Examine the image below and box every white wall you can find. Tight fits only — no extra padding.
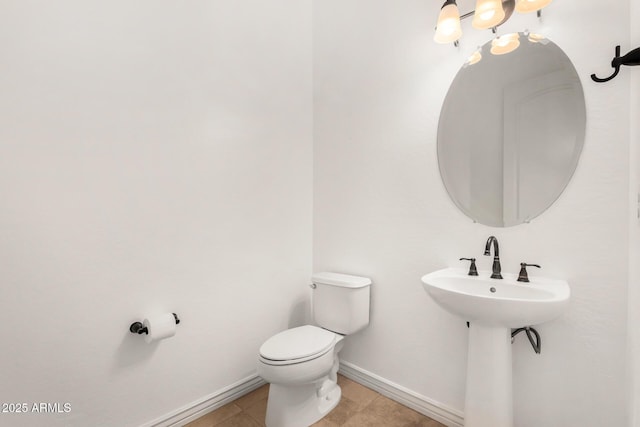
[2,1,637,426]
[313,0,630,425]
[0,2,312,426]
[628,0,640,423]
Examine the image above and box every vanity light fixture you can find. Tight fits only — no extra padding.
[527,32,548,44]
[515,0,552,14]
[472,0,505,30]
[434,0,463,44]
[465,31,540,66]
[465,48,483,65]
[490,32,521,55]
[434,0,551,46]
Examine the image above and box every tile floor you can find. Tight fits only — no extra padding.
[185,374,446,427]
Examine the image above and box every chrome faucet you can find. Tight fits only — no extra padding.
[484,236,503,279]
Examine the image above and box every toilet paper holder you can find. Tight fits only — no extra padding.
[129,313,180,335]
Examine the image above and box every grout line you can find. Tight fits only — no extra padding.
[339,361,464,427]
[179,370,459,427]
[143,375,266,427]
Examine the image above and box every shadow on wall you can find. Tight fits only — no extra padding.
[110,329,160,374]
[288,298,310,329]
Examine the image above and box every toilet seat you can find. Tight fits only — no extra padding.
[259,325,337,366]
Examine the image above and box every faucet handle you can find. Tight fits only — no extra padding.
[517,263,541,283]
[459,258,479,276]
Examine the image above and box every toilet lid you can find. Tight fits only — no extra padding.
[259,325,336,361]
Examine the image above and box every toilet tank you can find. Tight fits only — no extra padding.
[311,272,371,335]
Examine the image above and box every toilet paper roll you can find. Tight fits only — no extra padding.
[142,313,177,343]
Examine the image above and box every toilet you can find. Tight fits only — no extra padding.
[257,272,371,427]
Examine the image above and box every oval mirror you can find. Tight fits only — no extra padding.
[437,32,586,227]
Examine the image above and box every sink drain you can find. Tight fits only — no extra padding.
[490,287,496,293]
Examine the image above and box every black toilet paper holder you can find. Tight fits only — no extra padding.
[129,313,180,335]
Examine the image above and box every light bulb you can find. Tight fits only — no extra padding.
[472,0,506,30]
[466,49,483,66]
[527,33,546,43]
[490,33,521,55]
[434,0,462,44]
[515,0,552,14]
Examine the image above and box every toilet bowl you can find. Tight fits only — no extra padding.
[256,272,371,427]
[257,325,345,427]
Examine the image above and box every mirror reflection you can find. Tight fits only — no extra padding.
[437,32,586,227]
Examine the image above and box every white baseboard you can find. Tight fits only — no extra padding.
[141,374,266,427]
[339,361,464,427]
[142,363,463,427]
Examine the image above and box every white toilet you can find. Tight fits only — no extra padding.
[257,272,371,427]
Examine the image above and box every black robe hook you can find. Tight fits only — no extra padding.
[591,45,640,83]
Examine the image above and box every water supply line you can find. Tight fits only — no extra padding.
[511,326,541,354]
[465,322,542,354]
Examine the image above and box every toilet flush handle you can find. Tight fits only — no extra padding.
[309,283,317,289]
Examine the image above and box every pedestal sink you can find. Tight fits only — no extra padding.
[421,268,570,427]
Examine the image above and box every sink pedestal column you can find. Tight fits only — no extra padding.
[464,324,513,427]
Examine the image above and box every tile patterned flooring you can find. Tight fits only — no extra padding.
[185,374,446,427]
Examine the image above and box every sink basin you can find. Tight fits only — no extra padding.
[421,268,570,328]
